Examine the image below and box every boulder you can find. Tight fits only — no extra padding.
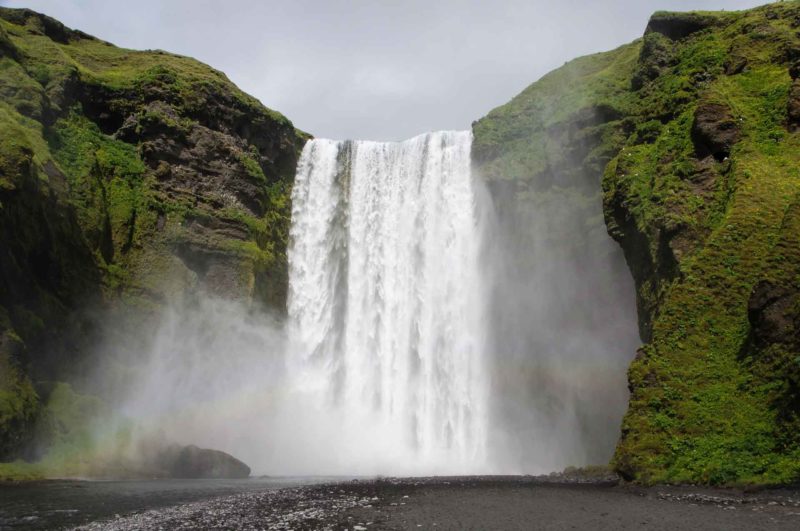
[632,32,674,89]
[691,102,740,161]
[158,444,251,479]
[724,54,748,75]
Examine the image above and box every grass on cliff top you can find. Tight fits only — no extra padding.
[1,7,294,292]
[609,1,800,485]
[473,41,640,182]
[0,9,293,128]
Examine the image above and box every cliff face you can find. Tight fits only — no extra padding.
[604,3,800,485]
[474,1,800,484]
[0,8,306,458]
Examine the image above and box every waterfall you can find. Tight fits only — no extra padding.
[119,128,637,476]
[287,130,488,473]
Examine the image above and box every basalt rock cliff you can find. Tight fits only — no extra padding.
[473,2,800,484]
[0,7,306,462]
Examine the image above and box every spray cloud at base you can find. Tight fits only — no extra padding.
[111,129,639,476]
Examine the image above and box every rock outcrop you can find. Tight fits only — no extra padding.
[158,444,251,479]
[644,12,717,41]
[603,3,800,485]
[788,54,800,131]
[0,7,306,460]
[748,281,800,348]
[690,102,740,161]
[472,41,642,466]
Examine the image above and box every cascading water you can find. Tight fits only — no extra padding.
[121,128,637,477]
[287,130,489,473]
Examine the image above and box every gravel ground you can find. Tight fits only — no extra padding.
[66,476,800,530]
[71,485,371,530]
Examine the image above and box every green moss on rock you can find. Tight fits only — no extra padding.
[475,0,800,485]
[0,6,307,463]
[0,325,38,458]
[604,1,800,485]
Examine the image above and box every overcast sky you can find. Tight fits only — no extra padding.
[3,0,767,140]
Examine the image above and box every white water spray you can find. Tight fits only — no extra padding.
[287,131,489,473]
[116,129,638,477]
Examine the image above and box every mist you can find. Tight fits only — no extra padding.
[482,180,640,472]
[112,296,454,476]
[80,126,641,477]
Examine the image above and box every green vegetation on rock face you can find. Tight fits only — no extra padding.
[47,111,149,268]
[606,2,800,485]
[0,6,307,465]
[0,318,38,459]
[473,41,640,187]
[474,1,800,485]
[472,40,642,310]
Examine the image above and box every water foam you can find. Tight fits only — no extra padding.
[288,131,489,473]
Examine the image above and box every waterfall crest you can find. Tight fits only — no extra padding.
[288,131,489,472]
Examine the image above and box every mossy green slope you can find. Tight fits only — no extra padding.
[0,7,307,462]
[474,1,800,484]
[605,2,800,485]
[471,39,641,306]
[473,41,640,187]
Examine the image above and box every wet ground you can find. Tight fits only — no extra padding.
[0,477,330,529]
[2,476,800,530]
[329,477,800,530]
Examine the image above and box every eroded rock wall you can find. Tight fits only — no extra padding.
[0,7,307,458]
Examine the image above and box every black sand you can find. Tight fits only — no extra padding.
[330,477,800,530]
[3,476,800,530]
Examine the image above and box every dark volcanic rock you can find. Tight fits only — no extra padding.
[632,32,675,89]
[788,80,800,131]
[159,444,251,479]
[789,53,800,131]
[789,60,800,80]
[691,102,740,161]
[748,280,800,348]
[724,54,748,75]
[645,12,717,41]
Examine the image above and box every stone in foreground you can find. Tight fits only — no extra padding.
[158,444,250,479]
